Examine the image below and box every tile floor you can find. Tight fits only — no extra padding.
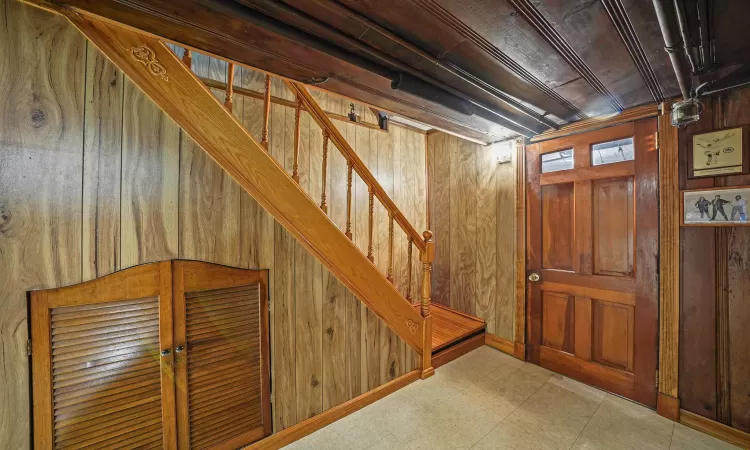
[283,346,740,450]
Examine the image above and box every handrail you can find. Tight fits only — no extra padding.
[285,81,427,254]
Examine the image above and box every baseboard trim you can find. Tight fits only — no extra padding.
[246,369,421,449]
[513,341,526,360]
[485,333,514,355]
[679,410,750,449]
[433,332,485,369]
[656,393,679,421]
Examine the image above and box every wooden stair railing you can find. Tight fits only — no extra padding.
[52,6,435,378]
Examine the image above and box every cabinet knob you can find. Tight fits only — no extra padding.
[528,273,540,282]
[175,345,185,354]
[160,349,171,357]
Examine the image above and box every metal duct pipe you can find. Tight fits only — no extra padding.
[652,0,692,98]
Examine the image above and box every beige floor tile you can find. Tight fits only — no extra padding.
[367,433,405,449]
[505,380,603,449]
[570,394,674,450]
[283,346,738,450]
[669,423,741,450]
[472,421,561,450]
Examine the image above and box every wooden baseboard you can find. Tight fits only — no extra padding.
[656,393,680,421]
[432,332,485,369]
[485,333,514,355]
[680,410,750,449]
[247,370,421,449]
[513,341,526,360]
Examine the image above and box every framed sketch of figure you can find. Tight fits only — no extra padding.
[682,186,750,226]
[687,126,748,179]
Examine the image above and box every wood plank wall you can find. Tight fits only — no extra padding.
[679,85,750,434]
[0,1,425,445]
[427,132,516,340]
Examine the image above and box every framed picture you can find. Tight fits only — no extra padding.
[687,125,749,179]
[682,186,750,226]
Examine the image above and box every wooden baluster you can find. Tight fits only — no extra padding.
[420,230,434,318]
[292,97,301,183]
[182,49,192,68]
[420,230,435,380]
[406,237,413,302]
[387,214,394,284]
[261,74,271,151]
[367,189,374,262]
[345,160,353,239]
[224,62,235,113]
[320,130,329,213]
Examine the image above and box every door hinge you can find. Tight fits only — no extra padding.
[27,339,32,356]
[655,370,659,389]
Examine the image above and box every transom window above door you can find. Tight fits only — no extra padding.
[541,149,574,173]
[592,137,635,166]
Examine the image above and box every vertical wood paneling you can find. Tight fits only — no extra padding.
[428,132,517,339]
[82,44,122,281]
[476,145,497,332]
[496,142,516,340]
[429,133,452,307]
[0,0,85,445]
[295,108,323,420]
[342,123,364,399]
[452,138,478,314]
[120,81,179,268]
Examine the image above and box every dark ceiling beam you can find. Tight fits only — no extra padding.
[299,0,559,129]
[600,0,665,102]
[238,0,548,135]
[411,0,587,120]
[507,0,625,112]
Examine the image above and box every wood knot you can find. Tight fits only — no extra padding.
[31,108,45,128]
[0,204,10,234]
[310,376,320,387]
[329,295,336,304]
[326,327,334,338]
[389,361,396,378]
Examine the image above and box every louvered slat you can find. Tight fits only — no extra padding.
[50,297,163,449]
[185,284,262,449]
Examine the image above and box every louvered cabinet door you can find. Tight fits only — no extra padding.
[173,262,271,450]
[30,262,178,449]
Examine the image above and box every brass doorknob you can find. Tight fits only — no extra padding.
[175,345,185,354]
[528,273,540,282]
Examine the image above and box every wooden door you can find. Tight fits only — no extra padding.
[526,120,659,407]
[173,261,271,449]
[30,261,177,449]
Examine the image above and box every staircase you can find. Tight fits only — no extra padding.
[63,9,436,377]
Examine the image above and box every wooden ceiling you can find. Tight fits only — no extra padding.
[35,0,747,143]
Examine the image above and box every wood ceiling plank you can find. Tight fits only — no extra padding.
[518,0,652,109]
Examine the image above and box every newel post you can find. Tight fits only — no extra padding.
[420,230,435,379]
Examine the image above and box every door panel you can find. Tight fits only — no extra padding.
[30,261,176,449]
[541,292,575,353]
[591,299,634,371]
[173,261,271,450]
[541,183,575,270]
[527,120,659,408]
[592,178,634,276]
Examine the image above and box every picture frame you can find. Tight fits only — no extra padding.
[682,185,750,226]
[687,125,749,179]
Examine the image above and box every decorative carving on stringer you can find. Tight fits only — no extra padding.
[406,319,418,334]
[130,45,169,81]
